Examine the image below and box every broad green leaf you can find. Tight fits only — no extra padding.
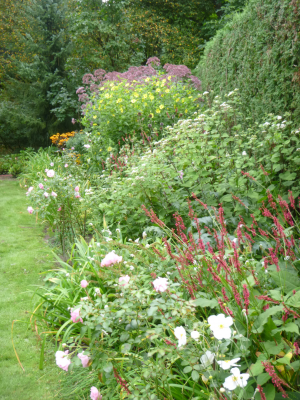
[193,298,218,308]
[272,322,299,335]
[268,270,300,293]
[183,366,193,373]
[279,171,296,181]
[191,370,200,381]
[257,373,271,386]
[262,340,284,355]
[254,384,275,400]
[252,306,284,333]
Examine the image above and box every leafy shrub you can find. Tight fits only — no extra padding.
[196,0,300,123]
[32,190,300,399]
[0,150,34,176]
[85,90,300,239]
[77,58,202,161]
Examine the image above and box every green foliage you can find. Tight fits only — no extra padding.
[82,75,202,160]
[0,150,34,176]
[196,0,300,123]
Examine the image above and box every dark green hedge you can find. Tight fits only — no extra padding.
[196,0,300,122]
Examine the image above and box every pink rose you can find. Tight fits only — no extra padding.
[153,277,169,293]
[90,387,102,400]
[38,183,44,189]
[26,186,34,195]
[119,275,130,286]
[27,206,34,214]
[47,169,55,178]
[71,147,75,150]
[55,351,71,371]
[44,179,47,181]
[75,193,80,198]
[77,352,90,368]
[50,162,54,166]
[70,308,83,323]
[44,192,49,198]
[51,191,57,197]
[80,280,88,288]
[65,164,68,168]
[101,251,122,267]
[75,186,80,192]
[45,168,49,172]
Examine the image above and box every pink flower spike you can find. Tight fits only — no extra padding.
[80,280,88,288]
[27,206,34,214]
[70,308,83,323]
[65,164,68,168]
[75,186,80,192]
[90,387,102,400]
[101,251,122,267]
[51,191,57,198]
[57,206,62,211]
[119,275,130,286]
[153,277,168,293]
[77,352,90,368]
[38,183,44,189]
[55,351,71,372]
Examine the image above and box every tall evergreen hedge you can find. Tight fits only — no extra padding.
[196,0,300,121]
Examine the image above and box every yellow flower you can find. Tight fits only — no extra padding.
[93,123,97,126]
[175,98,180,102]
[93,106,96,110]
[100,87,105,91]
[155,88,161,93]
[131,99,137,103]
[149,113,154,118]
[133,92,139,98]
[156,109,160,114]
[97,132,101,135]
[185,109,188,113]
[107,146,112,151]
[143,94,148,99]
[149,95,154,100]
[116,98,122,103]
[145,77,150,82]
[159,104,164,110]
[168,76,172,81]
[120,108,123,113]
[105,93,110,99]
[107,121,110,124]
[162,79,166,84]
[93,115,97,119]
[165,89,170,93]
[125,83,129,87]
[181,99,185,103]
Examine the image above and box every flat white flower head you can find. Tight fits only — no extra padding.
[208,314,233,340]
[217,358,240,370]
[223,367,249,390]
[242,151,247,156]
[174,326,187,347]
[190,331,200,341]
[200,350,215,368]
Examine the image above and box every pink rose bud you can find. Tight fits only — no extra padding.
[51,191,57,197]
[70,308,83,323]
[119,275,130,286]
[77,352,90,368]
[80,280,88,288]
[50,162,54,166]
[75,193,80,198]
[65,164,68,168]
[38,183,44,189]
[101,251,123,267]
[47,169,55,178]
[55,351,71,372]
[75,186,80,192]
[90,387,102,400]
[57,206,62,211]
[27,206,34,214]
[71,147,75,150]
[44,192,49,198]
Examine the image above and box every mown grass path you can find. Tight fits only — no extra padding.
[0,179,59,400]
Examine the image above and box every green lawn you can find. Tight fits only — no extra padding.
[0,179,60,400]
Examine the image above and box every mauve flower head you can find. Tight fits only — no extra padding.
[90,387,102,400]
[119,275,130,286]
[38,183,44,189]
[153,277,168,293]
[27,206,34,214]
[51,191,57,198]
[76,86,85,94]
[101,251,122,267]
[75,186,80,192]
[47,170,55,178]
[146,56,160,67]
[55,350,71,371]
[70,308,83,323]
[80,280,88,288]
[71,147,75,150]
[77,352,90,368]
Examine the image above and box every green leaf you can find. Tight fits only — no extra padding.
[252,306,284,333]
[257,373,271,386]
[268,269,300,293]
[194,298,218,308]
[120,333,130,342]
[279,171,296,181]
[191,370,200,381]
[183,366,193,373]
[249,357,266,376]
[285,290,300,307]
[263,340,284,355]
[272,322,299,335]
[121,343,131,353]
[255,384,275,400]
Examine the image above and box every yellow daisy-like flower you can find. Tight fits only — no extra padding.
[182,99,185,103]
[149,113,154,118]
[93,115,97,119]
[156,88,161,93]
[185,109,188,113]
[159,104,164,110]
[93,123,97,126]
[125,83,129,87]
[100,87,105,91]
[168,76,172,81]
[116,98,122,103]
[97,132,101,135]
[99,100,103,103]
[107,121,110,124]
[98,106,101,110]
[93,106,96,110]
[120,108,123,113]
[165,89,170,93]
[156,109,160,114]
[105,93,110,99]
[107,146,112,151]
[131,99,137,103]
[162,79,166,84]
[143,94,148,99]
[150,95,154,100]
[145,77,150,82]
[110,82,114,87]
[175,98,180,102]
[133,92,139,98]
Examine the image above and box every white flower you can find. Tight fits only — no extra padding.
[191,331,200,341]
[242,151,247,156]
[142,231,147,239]
[200,350,215,368]
[208,314,233,340]
[84,144,91,149]
[174,326,187,347]
[129,265,134,270]
[223,368,249,391]
[217,358,241,370]
[95,288,100,294]
[263,122,270,126]
[203,91,209,95]
[50,162,54,166]
[44,192,49,198]
[277,116,282,120]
